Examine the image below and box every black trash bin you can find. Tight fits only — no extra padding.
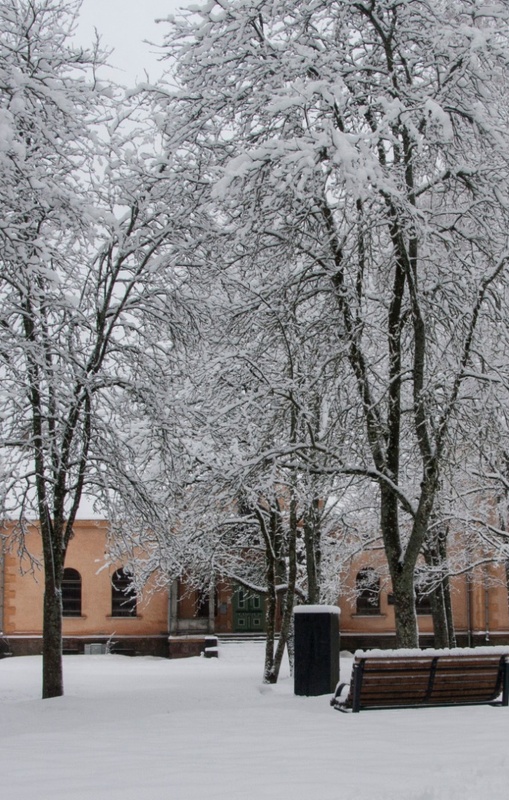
[294,605,340,696]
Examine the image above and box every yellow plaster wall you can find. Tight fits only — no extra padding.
[3,521,509,642]
[2,520,169,637]
[337,548,509,639]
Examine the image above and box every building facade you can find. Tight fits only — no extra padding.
[2,519,509,657]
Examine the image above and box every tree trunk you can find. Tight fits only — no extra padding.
[267,587,293,683]
[255,502,283,683]
[392,571,419,648]
[263,540,278,683]
[303,497,321,604]
[379,482,420,648]
[424,525,456,648]
[428,577,455,648]
[265,495,298,683]
[208,576,215,634]
[428,583,450,649]
[42,576,63,699]
[39,513,65,699]
[443,574,456,648]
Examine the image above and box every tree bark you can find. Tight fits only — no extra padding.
[303,496,321,604]
[263,522,278,683]
[42,578,63,699]
[428,582,451,649]
[265,492,298,683]
[424,527,456,648]
[379,481,420,648]
[392,571,418,648]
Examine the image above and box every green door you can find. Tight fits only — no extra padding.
[233,586,265,633]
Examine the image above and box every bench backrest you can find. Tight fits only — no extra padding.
[349,654,509,711]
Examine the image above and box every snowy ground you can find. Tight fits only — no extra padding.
[2,643,509,800]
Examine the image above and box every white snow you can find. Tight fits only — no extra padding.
[355,645,509,658]
[294,604,340,615]
[2,643,509,799]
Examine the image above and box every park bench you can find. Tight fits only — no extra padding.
[331,650,509,712]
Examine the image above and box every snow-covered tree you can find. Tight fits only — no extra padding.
[0,0,194,698]
[155,0,509,647]
[119,201,365,681]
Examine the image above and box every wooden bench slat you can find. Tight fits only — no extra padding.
[431,685,499,695]
[361,681,429,691]
[433,677,498,688]
[362,661,434,671]
[360,686,429,695]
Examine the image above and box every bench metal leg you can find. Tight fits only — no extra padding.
[502,659,509,707]
[352,661,364,713]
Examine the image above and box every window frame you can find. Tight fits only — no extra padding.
[355,568,381,616]
[111,568,137,618]
[415,584,433,615]
[62,568,82,617]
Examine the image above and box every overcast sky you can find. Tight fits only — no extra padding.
[74,1,189,518]
[76,0,189,83]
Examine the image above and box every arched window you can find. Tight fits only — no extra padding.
[194,586,219,618]
[195,587,211,618]
[355,568,381,615]
[62,568,82,617]
[415,580,433,615]
[111,568,137,617]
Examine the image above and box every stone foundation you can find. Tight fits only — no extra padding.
[5,635,169,658]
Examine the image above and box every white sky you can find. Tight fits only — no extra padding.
[76,0,189,83]
[74,1,191,517]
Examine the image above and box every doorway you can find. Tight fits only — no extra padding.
[233,586,265,632]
